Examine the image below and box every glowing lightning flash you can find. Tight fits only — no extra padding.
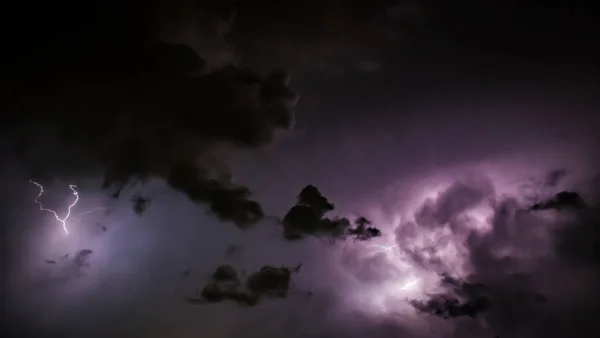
[366,244,397,256]
[400,279,419,290]
[29,180,79,235]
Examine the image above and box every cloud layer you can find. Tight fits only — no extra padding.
[4,2,600,338]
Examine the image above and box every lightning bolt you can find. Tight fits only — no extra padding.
[365,244,421,291]
[29,180,79,235]
[401,279,419,290]
[77,207,107,215]
[366,244,397,256]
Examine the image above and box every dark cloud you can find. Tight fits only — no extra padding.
[282,185,381,241]
[8,3,298,227]
[4,2,600,338]
[409,274,491,319]
[553,202,600,266]
[187,263,303,307]
[530,191,587,211]
[130,194,151,215]
[166,161,265,227]
[469,197,600,337]
[544,168,569,187]
[516,168,572,205]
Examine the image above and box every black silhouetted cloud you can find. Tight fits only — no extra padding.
[187,264,303,307]
[282,185,381,241]
[8,8,297,227]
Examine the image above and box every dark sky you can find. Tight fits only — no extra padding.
[2,1,600,338]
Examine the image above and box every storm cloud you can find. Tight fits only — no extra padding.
[3,1,600,338]
[7,8,298,227]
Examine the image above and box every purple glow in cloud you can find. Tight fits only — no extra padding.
[4,2,600,338]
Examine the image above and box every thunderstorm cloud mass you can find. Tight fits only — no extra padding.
[2,1,599,338]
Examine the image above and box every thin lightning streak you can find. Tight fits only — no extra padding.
[366,244,397,256]
[29,180,79,235]
[77,207,107,216]
[401,279,419,290]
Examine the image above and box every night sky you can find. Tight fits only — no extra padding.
[2,1,600,337]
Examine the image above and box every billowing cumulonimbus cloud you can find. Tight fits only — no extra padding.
[393,176,496,273]
[401,170,600,337]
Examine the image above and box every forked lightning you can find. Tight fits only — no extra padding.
[29,180,79,235]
